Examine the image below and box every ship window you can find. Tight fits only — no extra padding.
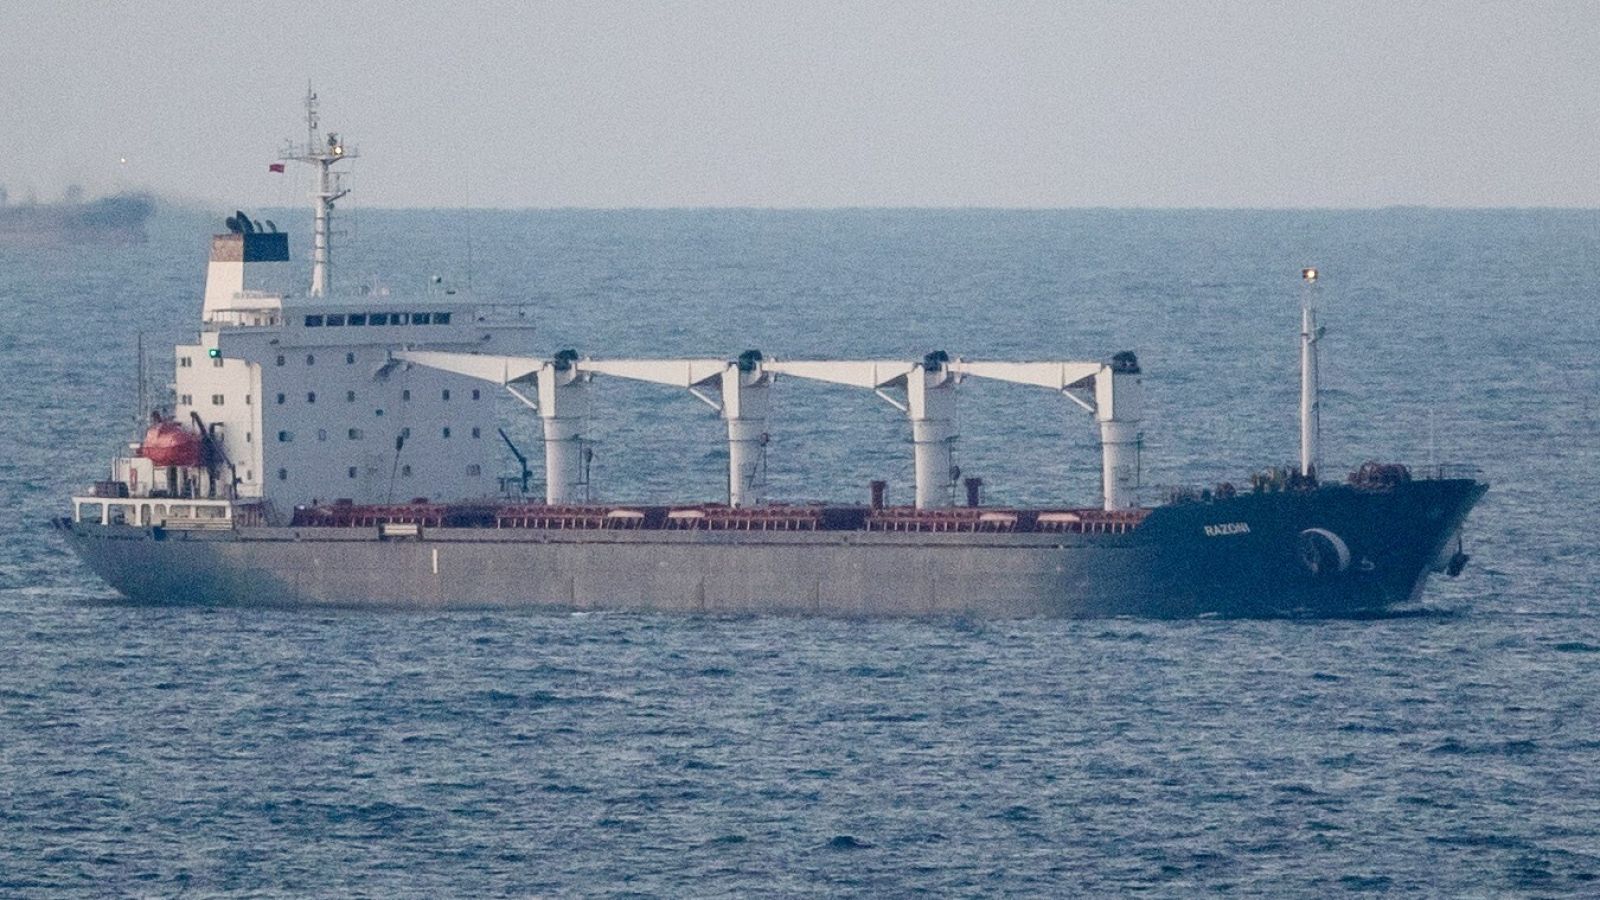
[466,464,481,477]
[348,428,363,440]
[276,393,285,405]
[213,357,225,368]
[346,352,356,365]
[306,354,315,366]
[245,394,252,405]
[317,429,328,441]
[245,432,251,443]
[326,314,346,327]
[401,427,411,439]
[442,389,451,401]
[304,315,324,327]
[471,427,481,438]
[471,388,480,400]
[412,313,431,325]
[370,313,388,325]
[277,431,293,442]
[402,389,411,401]
[374,408,384,417]
[401,465,412,477]
[179,357,192,368]
[276,355,285,366]
[277,469,287,480]
[306,392,316,403]
[442,427,451,439]
[392,313,409,325]
[435,312,452,325]
[347,314,367,327]
[179,394,193,405]
[346,390,356,402]
[211,394,224,405]
[347,467,358,479]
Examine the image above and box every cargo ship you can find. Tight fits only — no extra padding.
[54,96,1486,617]
[0,189,153,246]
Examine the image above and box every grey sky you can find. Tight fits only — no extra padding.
[2,1,1595,208]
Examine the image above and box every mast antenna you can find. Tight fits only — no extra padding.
[135,330,146,435]
[1299,267,1324,480]
[281,85,358,297]
[465,163,475,294]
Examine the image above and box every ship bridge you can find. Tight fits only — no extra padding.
[394,349,1144,511]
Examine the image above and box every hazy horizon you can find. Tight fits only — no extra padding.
[4,1,1596,210]
[8,191,1600,212]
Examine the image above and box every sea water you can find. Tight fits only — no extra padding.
[1,208,1596,895]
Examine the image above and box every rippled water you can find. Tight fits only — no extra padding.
[2,208,1597,895]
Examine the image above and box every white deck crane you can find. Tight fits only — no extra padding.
[396,349,1145,511]
[577,351,773,507]
[393,349,773,507]
[764,354,958,509]
[771,352,1142,510]
[951,355,1144,510]
[391,350,591,503]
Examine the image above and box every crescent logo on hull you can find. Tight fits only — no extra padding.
[1203,522,1251,537]
[1298,527,1352,575]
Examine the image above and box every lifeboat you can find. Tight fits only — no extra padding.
[139,420,203,467]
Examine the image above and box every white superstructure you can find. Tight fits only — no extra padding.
[105,96,534,524]
[174,294,511,512]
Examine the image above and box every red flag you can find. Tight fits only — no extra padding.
[268,163,286,173]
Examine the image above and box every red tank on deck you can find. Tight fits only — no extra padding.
[139,420,203,467]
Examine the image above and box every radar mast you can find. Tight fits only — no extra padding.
[281,86,357,297]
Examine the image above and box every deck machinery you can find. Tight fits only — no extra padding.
[393,348,1144,513]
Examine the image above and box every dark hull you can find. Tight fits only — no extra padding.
[0,194,154,246]
[58,479,1486,618]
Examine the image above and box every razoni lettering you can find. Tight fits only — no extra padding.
[1203,522,1251,537]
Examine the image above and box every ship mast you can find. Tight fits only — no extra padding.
[135,329,147,432]
[281,86,357,297]
[1299,267,1323,480]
